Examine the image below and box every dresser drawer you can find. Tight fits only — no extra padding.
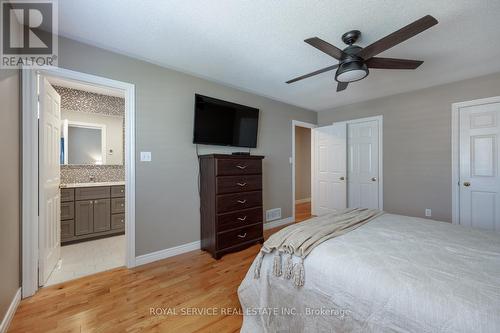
[111,186,125,198]
[216,158,262,176]
[75,186,110,201]
[111,213,125,230]
[61,202,74,220]
[217,224,262,250]
[216,175,262,194]
[61,188,75,202]
[217,191,262,213]
[111,198,125,214]
[217,207,263,232]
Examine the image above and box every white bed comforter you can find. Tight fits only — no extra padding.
[238,214,500,333]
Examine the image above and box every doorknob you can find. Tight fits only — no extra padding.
[339,176,345,181]
[371,177,377,182]
[463,182,471,187]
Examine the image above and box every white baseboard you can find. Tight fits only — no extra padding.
[264,217,294,230]
[135,218,295,266]
[135,241,201,267]
[295,198,311,204]
[0,288,21,333]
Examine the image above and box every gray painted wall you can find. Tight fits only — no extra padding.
[318,72,500,222]
[295,126,311,201]
[0,69,20,321]
[58,37,317,256]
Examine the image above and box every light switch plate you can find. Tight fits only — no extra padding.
[140,151,152,162]
[425,209,432,217]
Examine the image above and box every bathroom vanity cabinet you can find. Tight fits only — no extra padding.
[60,184,125,244]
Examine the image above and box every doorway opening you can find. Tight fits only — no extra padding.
[292,120,316,222]
[22,67,136,297]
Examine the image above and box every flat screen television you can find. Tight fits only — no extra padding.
[193,94,259,148]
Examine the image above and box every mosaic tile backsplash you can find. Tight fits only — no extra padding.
[61,165,125,184]
[55,86,125,184]
[54,86,124,116]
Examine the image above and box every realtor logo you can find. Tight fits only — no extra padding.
[1,0,58,68]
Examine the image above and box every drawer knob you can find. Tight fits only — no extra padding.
[237,216,247,221]
[236,165,247,170]
[237,200,247,204]
[237,233,247,239]
[236,182,247,187]
[121,219,124,223]
[120,189,124,193]
[121,203,124,207]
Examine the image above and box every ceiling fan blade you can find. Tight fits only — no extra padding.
[337,82,348,92]
[358,15,438,60]
[366,57,423,69]
[305,37,344,60]
[286,64,339,84]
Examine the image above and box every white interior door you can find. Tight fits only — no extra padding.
[347,120,380,209]
[459,103,500,231]
[312,124,347,216]
[39,77,62,285]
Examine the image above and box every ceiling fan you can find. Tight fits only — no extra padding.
[286,15,438,92]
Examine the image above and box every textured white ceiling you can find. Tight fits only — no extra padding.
[58,0,500,111]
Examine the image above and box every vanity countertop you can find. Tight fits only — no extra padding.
[60,181,125,188]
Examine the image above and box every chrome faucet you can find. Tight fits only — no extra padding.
[89,175,96,182]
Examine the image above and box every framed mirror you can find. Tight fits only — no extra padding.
[60,110,124,165]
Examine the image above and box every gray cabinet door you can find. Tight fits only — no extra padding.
[75,200,93,235]
[61,220,75,241]
[93,199,111,232]
[111,198,125,214]
[111,214,125,230]
[61,202,74,220]
[111,186,125,198]
[61,188,75,202]
[75,187,110,201]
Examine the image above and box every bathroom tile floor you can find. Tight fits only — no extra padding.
[45,235,125,286]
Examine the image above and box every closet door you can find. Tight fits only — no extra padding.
[459,104,500,231]
[347,120,380,209]
[312,123,347,216]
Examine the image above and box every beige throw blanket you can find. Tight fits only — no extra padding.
[254,208,384,287]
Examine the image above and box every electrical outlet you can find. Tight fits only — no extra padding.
[140,151,152,162]
[266,208,282,222]
[425,209,432,217]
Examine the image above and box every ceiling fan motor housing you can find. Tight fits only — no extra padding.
[335,45,369,83]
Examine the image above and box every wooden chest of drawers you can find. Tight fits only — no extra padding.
[199,154,264,259]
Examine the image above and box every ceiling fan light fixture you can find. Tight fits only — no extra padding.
[335,61,369,83]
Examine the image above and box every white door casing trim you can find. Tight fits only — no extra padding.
[331,115,384,210]
[22,66,136,298]
[291,120,317,221]
[451,95,500,225]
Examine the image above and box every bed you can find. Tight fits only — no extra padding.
[238,213,500,333]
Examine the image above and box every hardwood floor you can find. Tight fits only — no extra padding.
[295,201,312,222]
[9,203,313,333]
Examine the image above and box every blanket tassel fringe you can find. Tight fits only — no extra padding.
[254,252,264,279]
[292,259,305,287]
[284,254,293,279]
[273,252,282,277]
